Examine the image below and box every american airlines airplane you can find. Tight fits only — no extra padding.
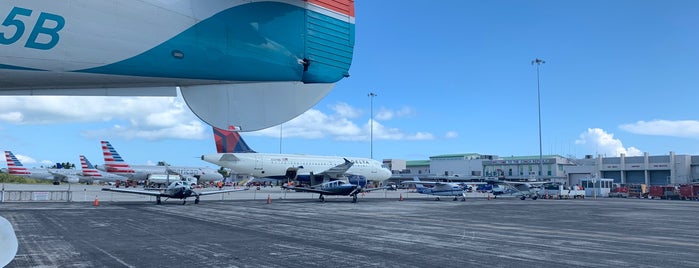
[201,128,392,186]
[4,150,57,181]
[0,0,355,131]
[100,141,224,185]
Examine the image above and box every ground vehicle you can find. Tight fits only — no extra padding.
[649,185,680,200]
[539,184,585,199]
[678,184,699,200]
[609,186,629,198]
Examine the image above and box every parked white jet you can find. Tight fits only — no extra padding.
[0,1,355,131]
[4,150,58,182]
[201,128,392,186]
[100,141,223,186]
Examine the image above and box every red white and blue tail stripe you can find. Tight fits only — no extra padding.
[101,141,135,173]
[80,155,102,178]
[4,151,31,175]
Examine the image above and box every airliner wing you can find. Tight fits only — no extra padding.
[316,158,353,178]
[101,188,165,197]
[195,188,248,196]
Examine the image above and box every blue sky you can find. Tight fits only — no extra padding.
[2,0,699,168]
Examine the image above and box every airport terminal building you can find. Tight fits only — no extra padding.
[386,151,699,186]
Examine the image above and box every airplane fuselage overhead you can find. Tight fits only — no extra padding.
[202,153,392,182]
[0,1,355,131]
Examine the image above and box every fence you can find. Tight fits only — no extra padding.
[0,190,71,202]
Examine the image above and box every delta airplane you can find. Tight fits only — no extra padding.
[102,179,247,205]
[100,141,223,185]
[201,128,392,186]
[0,0,355,131]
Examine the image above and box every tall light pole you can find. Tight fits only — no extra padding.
[532,58,545,179]
[368,92,377,159]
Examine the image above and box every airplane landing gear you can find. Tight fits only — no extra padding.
[352,194,357,203]
[453,197,458,201]
[156,196,162,205]
[182,199,187,205]
[460,197,466,202]
[319,195,325,202]
[435,197,441,201]
[520,196,526,200]
[195,197,200,204]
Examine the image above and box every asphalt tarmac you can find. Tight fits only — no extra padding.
[1,186,699,267]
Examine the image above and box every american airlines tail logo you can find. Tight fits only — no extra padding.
[4,151,31,175]
[100,141,135,173]
[80,155,101,177]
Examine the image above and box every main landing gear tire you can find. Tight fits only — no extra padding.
[195,198,200,204]
[319,195,325,202]
[156,197,162,205]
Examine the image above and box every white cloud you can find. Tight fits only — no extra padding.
[0,95,431,142]
[620,120,699,138]
[0,95,207,140]
[252,106,432,141]
[331,102,362,119]
[376,106,415,121]
[575,128,642,157]
[14,154,37,165]
[445,131,459,138]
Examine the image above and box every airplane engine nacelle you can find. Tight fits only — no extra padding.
[285,168,299,181]
[66,177,79,184]
[348,175,368,187]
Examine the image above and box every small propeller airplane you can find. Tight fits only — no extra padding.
[402,177,474,201]
[282,179,394,203]
[489,180,549,200]
[101,174,247,205]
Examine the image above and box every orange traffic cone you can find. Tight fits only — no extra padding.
[399,194,403,201]
[267,194,271,204]
[93,196,99,206]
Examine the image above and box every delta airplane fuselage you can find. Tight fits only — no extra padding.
[203,153,392,182]
[0,0,355,131]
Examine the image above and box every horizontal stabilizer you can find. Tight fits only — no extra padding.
[180,82,333,131]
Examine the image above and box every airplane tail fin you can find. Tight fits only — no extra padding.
[100,141,135,173]
[213,127,256,154]
[80,155,102,178]
[412,177,426,190]
[4,151,30,175]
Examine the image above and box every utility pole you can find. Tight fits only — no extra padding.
[368,92,377,159]
[532,58,545,179]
